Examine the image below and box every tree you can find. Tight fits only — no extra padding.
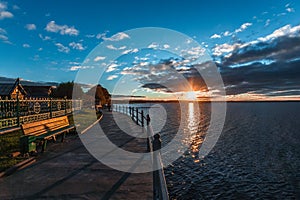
[86,84,111,106]
[52,81,84,99]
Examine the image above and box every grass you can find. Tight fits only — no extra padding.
[0,109,99,172]
[0,130,27,172]
[69,109,100,133]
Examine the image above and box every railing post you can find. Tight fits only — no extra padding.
[64,98,67,115]
[141,110,144,127]
[146,114,151,126]
[131,107,134,119]
[136,108,139,125]
[49,98,52,118]
[16,96,20,126]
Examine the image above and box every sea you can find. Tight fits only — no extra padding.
[128,102,300,199]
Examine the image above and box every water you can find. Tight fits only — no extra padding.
[131,102,300,199]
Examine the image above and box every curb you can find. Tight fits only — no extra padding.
[0,157,36,178]
[80,114,103,134]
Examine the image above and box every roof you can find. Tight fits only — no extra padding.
[22,85,53,98]
[0,81,27,96]
[0,83,15,96]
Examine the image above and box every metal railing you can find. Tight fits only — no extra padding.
[113,104,169,200]
[0,99,82,130]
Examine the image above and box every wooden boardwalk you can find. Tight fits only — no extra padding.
[0,111,153,199]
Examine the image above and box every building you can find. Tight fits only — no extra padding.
[0,78,27,100]
[0,78,54,100]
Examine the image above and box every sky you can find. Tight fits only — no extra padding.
[0,0,300,100]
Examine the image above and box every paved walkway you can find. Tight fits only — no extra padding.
[0,111,153,199]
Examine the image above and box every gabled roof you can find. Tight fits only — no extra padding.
[22,85,53,98]
[0,78,27,96]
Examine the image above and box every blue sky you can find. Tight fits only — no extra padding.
[0,0,300,100]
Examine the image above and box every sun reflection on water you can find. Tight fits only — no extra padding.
[186,102,204,163]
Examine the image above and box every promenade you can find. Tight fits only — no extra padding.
[0,111,153,199]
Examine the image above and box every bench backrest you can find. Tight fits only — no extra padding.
[21,116,70,136]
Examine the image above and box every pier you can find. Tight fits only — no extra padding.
[0,110,155,199]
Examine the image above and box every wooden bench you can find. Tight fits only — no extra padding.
[20,116,75,153]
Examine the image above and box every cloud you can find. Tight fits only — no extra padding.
[22,43,30,48]
[235,22,252,33]
[210,24,300,97]
[94,56,106,62]
[286,7,295,13]
[148,42,159,49]
[106,63,119,72]
[103,32,130,41]
[39,34,51,41]
[0,27,9,43]
[285,4,295,13]
[257,24,300,42]
[45,21,79,36]
[96,32,108,39]
[106,44,126,50]
[25,24,36,30]
[163,44,170,49]
[264,19,270,27]
[213,24,300,59]
[69,65,92,71]
[223,31,231,37]
[122,48,139,55]
[69,42,85,51]
[210,34,221,39]
[0,2,13,20]
[107,75,118,80]
[85,34,95,38]
[55,43,70,53]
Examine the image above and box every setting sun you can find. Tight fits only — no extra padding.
[185,91,197,100]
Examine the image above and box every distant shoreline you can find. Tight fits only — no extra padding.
[111,99,300,104]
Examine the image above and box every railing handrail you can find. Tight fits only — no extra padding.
[112,104,169,200]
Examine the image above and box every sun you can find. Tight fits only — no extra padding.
[185,91,197,101]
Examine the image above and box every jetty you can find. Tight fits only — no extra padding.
[0,109,166,199]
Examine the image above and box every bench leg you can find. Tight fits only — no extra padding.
[61,132,66,143]
[52,135,57,142]
[41,140,47,153]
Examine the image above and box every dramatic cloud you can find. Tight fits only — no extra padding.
[0,2,13,20]
[25,24,36,31]
[219,24,300,66]
[55,43,70,53]
[45,21,79,36]
[69,42,85,51]
[210,24,300,97]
